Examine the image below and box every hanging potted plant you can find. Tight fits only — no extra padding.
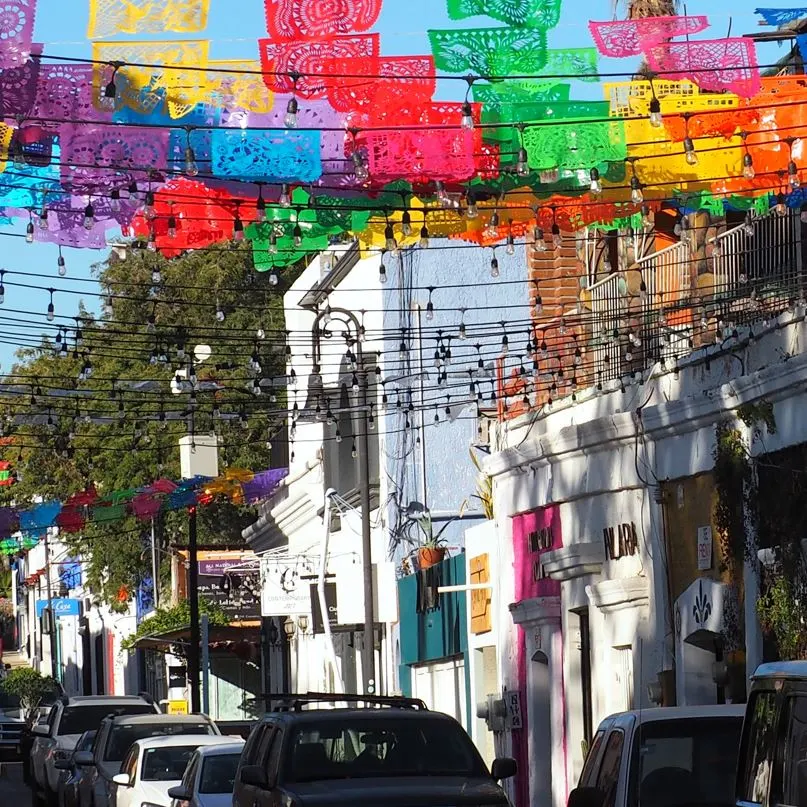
[414,503,467,570]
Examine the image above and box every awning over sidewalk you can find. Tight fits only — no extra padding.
[131,623,260,650]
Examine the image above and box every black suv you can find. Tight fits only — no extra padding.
[232,693,516,807]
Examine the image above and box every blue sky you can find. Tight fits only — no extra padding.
[0,0,789,368]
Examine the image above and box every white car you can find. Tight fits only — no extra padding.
[111,735,238,807]
[167,741,245,807]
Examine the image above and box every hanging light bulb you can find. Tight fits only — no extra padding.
[284,97,299,129]
[269,231,278,254]
[789,160,801,189]
[216,300,225,322]
[648,96,663,128]
[776,192,788,217]
[487,209,500,239]
[490,256,500,278]
[46,290,55,322]
[435,181,449,206]
[126,180,139,200]
[401,211,413,237]
[551,223,562,249]
[466,194,479,219]
[419,224,430,249]
[147,227,157,251]
[292,223,303,247]
[630,176,644,204]
[460,100,474,130]
[167,213,177,239]
[11,138,24,167]
[0,274,6,304]
[269,271,279,286]
[384,223,397,252]
[533,227,547,252]
[683,137,698,166]
[83,202,95,230]
[255,187,266,222]
[743,153,755,181]
[38,204,48,230]
[233,212,245,241]
[589,167,602,194]
[641,203,654,229]
[144,190,156,219]
[425,300,434,321]
[57,247,66,277]
[379,261,387,284]
[279,183,291,208]
[516,147,529,177]
[352,151,369,182]
[184,135,199,177]
[744,212,755,237]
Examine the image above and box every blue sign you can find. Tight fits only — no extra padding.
[36,599,81,618]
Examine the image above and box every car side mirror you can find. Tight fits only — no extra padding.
[491,757,518,781]
[32,725,49,737]
[74,751,94,767]
[240,765,269,789]
[54,760,71,771]
[112,773,132,788]
[568,786,605,807]
[167,786,192,801]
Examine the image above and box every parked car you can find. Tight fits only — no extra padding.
[567,704,745,807]
[232,693,516,807]
[734,661,807,807]
[30,694,160,807]
[110,735,239,807]
[55,730,97,807]
[167,741,245,807]
[76,713,220,807]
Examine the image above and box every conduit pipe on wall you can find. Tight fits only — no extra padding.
[319,489,344,694]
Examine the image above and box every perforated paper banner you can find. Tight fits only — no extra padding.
[0,0,36,69]
[646,38,761,98]
[755,8,807,27]
[264,0,382,39]
[259,34,379,97]
[446,0,562,28]
[87,0,210,37]
[428,27,547,77]
[536,48,599,81]
[588,15,710,58]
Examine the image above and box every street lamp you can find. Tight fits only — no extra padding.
[307,306,377,695]
[283,616,296,640]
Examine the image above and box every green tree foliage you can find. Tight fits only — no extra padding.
[1,667,57,726]
[0,243,295,608]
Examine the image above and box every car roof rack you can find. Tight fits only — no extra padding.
[253,692,429,712]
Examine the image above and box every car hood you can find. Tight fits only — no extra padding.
[0,709,24,722]
[286,776,508,806]
[134,779,182,807]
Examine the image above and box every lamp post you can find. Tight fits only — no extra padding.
[308,307,376,694]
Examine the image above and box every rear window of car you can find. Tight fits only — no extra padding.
[628,717,743,807]
[58,705,155,736]
[142,745,198,781]
[104,723,214,761]
[199,753,242,793]
[285,717,488,783]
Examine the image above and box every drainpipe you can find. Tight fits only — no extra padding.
[319,490,344,693]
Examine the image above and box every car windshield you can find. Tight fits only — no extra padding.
[286,717,488,783]
[104,723,213,762]
[199,753,241,793]
[629,717,743,807]
[76,731,97,752]
[58,705,155,736]
[142,746,198,781]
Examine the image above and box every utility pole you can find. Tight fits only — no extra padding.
[187,505,201,713]
[43,529,58,682]
[310,308,376,694]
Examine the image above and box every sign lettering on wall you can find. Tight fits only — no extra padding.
[310,582,338,634]
[505,690,523,730]
[261,558,312,617]
[529,526,554,582]
[697,526,713,571]
[469,554,491,635]
[603,522,639,561]
[35,598,80,618]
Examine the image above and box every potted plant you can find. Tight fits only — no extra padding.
[413,503,467,570]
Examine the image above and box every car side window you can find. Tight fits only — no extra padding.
[739,690,779,805]
[242,725,265,766]
[47,706,59,734]
[595,730,625,807]
[121,747,138,781]
[181,754,199,790]
[770,694,807,807]
[579,730,606,787]
[256,726,276,766]
[265,729,284,783]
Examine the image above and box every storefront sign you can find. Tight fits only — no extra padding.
[529,527,554,582]
[166,700,188,715]
[470,553,491,634]
[310,582,338,634]
[697,526,713,571]
[35,598,80,618]
[197,558,260,623]
[260,558,312,617]
[603,522,638,561]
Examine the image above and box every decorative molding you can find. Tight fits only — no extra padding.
[542,542,605,582]
[509,595,562,626]
[586,576,649,614]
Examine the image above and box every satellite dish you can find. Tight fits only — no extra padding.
[194,344,212,364]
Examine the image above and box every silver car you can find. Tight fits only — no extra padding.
[30,695,159,807]
[168,741,245,807]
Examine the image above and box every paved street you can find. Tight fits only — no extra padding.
[0,764,28,802]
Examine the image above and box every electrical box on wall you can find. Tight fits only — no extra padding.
[476,693,508,732]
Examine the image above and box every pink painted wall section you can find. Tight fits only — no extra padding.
[511,505,563,807]
[512,505,562,602]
